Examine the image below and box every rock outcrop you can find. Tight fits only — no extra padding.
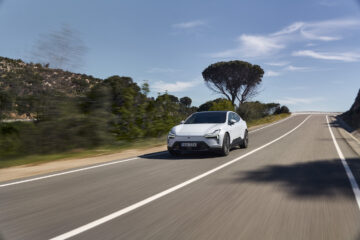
[342,89,360,129]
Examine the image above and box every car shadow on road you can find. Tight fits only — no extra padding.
[232,158,360,199]
[139,149,239,160]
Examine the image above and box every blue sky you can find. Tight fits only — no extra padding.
[1,0,360,111]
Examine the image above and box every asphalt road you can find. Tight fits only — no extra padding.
[1,114,360,240]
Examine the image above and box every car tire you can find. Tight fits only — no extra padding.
[220,133,230,156]
[240,130,249,148]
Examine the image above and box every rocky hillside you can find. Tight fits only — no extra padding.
[0,56,101,118]
[0,57,100,95]
[342,89,360,130]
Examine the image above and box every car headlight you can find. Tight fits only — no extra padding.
[204,129,221,138]
[168,129,176,139]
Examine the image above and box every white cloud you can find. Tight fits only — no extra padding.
[293,50,360,62]
[265,70,281,77]
[266,61,289,67]
[264,64,311,77]
[210,18,360,59]
[277,97,324,105]
[238,35,285,57]
[147,67,179,73]
[300,30,340,41]
[152,79,201,93]
[271,22,305,36]
[299,19,360,41]
[285,65,310,71]
[173,20,206,29]
[211,34,284,58]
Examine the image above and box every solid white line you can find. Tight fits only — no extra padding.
[250,115,294,133]
[326,115,360,211]
[0,157,139,188]
[50,115,311,240]
[293,112,340,115]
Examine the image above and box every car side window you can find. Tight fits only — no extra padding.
[234,113,241,122]
[228,112,239,124]
[228,112,234,124]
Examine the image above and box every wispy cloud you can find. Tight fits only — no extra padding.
[285,65,310,71]
[152,79,201,93]
[210,18,360,58]
[211,34,285,58]
[300,19,360,41]
[172,20,206,29]
[271,22,304,36]
[265,64,312,77]
[277,97,324,105]
[266,61,289,67]
[293,50,360,62]
[265,70,281,77]
[147,67,179,73]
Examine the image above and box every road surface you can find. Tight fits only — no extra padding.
[1,114,360,240]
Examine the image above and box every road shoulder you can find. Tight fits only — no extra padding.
[0,145,167,183]
[335,116,360,156]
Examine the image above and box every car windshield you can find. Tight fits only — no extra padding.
[184,112,227,124]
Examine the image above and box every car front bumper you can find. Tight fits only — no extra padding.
[167,135,223,151]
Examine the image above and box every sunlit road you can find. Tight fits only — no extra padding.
[1,114,360,240]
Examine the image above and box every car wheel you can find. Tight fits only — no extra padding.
[240,130,248,148]
[220,133,230,156]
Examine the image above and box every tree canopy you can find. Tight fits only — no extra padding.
[198,98,234,112]
[202,60,264,106]
[180,96,192,107]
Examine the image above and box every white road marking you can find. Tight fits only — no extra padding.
[50,115,311,240]
[250,115,293,133]
[0,157,139,188]
[326,115,360,211]
[293,112,340,115]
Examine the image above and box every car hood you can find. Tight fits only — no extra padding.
[173,123,225,136]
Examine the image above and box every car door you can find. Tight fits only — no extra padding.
[228,112,240,143]
[234,112,246,139]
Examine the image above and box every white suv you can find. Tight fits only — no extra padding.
[167,111,248,156]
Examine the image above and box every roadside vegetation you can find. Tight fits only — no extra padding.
[0,57,290,167]
[247,113,290,128]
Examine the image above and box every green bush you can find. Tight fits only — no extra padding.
[209,99,234,111]
[237,101,288,121]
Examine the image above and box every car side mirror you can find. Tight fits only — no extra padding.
[229,119,236,125]
[180,120,185,124]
